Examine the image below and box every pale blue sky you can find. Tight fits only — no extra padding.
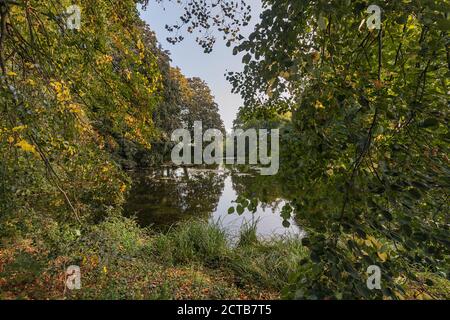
[139,1,262,130]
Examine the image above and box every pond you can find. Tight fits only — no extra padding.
[124,165,304,240]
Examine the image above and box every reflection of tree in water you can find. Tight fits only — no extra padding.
[124,167,225,229]
[230,167,285,211]
[230,166,318,230]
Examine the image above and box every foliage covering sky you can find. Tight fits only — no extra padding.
[139,0,263,130]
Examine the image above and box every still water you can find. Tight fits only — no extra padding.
[124,166,303,240]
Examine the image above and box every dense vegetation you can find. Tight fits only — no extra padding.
[0,0,226,298]
[167,0,450,299]
[0,0,224,223]
[0,0,449,300]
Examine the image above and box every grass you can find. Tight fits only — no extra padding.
[1,216,448,300]
[0,217,307,299]
[154,220,229,265]
[236,220,259,247]
[152,220,307,291]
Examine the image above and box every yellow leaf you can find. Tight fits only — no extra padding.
[125,69,132,80]
[103,266,108,274]
[377,251,388,262]
[67,104,82,114]
[367,235,382,249]
[315,100,325,110]
[137,39,144,52]
[279,71,291,80]
[6,71,17,77]
[15,139,38,155]
[12,125,27,132]
[311,51,321,63]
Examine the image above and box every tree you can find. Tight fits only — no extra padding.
[238,0,449,299]
[166,0,450,298]
[182,77,225,135]
[0,0,161,228]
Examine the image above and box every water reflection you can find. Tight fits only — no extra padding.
[124,166,302,239]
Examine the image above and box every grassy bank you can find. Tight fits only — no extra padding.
[0,217,307,299]
[1,216,448,300]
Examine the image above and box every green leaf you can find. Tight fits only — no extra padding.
[281,210,291,220]
[242,53,251,64]
[420,118,439,128]
[408,188,422,200]
[436,19,450,31]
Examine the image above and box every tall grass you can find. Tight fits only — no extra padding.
[237,220,259,247]
[151,219,308,290]
[0,216,307,299]
[152,220,229,265]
